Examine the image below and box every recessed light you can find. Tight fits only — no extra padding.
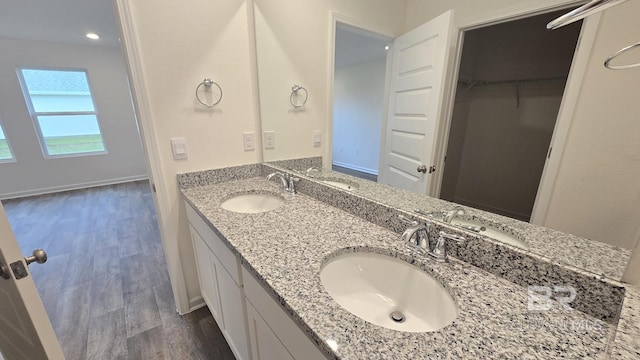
[86,33,100,40]
[384,45,389,51]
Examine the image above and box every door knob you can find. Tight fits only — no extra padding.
[25,249,47,266]
[417,165,427,173]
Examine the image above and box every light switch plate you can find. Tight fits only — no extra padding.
[264,131,275,149]
[243,132,255,151]
[171,138,188,160]
[312,130,322,148]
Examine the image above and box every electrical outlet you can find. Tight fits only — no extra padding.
[243,132,255,151]
[264,131,275,149]
[312,130,322,148]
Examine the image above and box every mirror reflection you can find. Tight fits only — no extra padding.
[254,0,640,280]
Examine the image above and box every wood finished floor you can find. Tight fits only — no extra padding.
[2,181,235,360]
[332,165,378,182]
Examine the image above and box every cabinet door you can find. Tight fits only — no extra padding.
[190,226,224,328]
[214,255,251,360]
[246,300,294,360]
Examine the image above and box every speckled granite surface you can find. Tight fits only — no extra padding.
[609,286,640,358]
[181,177,615,359]
[267,156,322,171]
[265,163,631,281]
[177,163,263,189]
[260,164,626,324]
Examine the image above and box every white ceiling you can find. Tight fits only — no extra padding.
[335,25,391,69]
[0,0,121,47]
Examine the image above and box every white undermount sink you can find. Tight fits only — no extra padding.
[450,218,528,250]
[320,252,457,332]
[320,178,359,191]
[220,192,284,214]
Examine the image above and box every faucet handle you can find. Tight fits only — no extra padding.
[439,231,465,243]
[286,175,300,194]
[398,214,418,226]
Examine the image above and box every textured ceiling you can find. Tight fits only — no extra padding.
[0,0,120,47]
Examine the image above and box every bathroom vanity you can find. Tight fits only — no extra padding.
[179,162,639,359]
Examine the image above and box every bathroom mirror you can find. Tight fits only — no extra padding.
[254,0,640,280]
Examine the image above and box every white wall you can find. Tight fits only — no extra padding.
[254,0,407,163]
[124,0,260,307]
[0,37,147,198]
[405,0,640,250]
[332,59,386,174]
[543,1,640,250]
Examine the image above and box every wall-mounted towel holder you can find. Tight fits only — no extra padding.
[290,84,308,108]
[196,78,222,107]
[548,0,639,71]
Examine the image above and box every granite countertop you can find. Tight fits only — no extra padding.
[296,167,631,280]
[181,177,615,359]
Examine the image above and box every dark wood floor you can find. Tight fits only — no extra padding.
[2,181,235,360]
[332,164,378,182]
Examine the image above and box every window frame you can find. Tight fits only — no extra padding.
[0,116,16,163]
[16,66,108,159]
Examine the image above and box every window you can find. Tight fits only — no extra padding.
[18,68,106,157]
[0,121,14,161]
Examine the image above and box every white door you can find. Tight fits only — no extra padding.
[379,10,455,194]
[0,203,64,360]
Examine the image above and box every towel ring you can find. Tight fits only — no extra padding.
[604,42,640,70]
[290,84,308,108]
[195,78,222,107]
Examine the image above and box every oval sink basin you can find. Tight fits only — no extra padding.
[451,218,528,250]
[320,252,457,332]
[220,193,284,214]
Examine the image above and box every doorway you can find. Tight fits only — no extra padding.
[0,1,180,357]
[440,10,582,221]
[332,23,391,182]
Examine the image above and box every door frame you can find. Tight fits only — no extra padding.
[324,12,397,171]
[431,0,600,225]
[113,0,191,313]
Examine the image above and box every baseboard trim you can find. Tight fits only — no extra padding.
[183,295,206,315]
[332,160,378,175]
[0,175,149,200]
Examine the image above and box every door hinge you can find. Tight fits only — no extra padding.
[151,183,157,193]
[10,260,29,280]
[547,146,553,159]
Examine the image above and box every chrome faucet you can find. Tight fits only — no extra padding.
[444,206,466,223]
[266,172,300,194]
[399,215,465,262]
[429,231,466,263]
[305,166,321,177]
[399,215,429,254]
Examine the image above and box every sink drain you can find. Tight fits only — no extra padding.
[390,311,405,323]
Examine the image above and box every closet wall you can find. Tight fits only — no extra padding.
[440,11,581,221]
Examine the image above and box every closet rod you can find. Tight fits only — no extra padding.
[457,76,568,87]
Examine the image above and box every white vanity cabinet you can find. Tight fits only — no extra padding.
[186,202,327,360]
[242,267,327,360]
[186,204,251,360]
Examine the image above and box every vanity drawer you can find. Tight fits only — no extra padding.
[185,202,241,285]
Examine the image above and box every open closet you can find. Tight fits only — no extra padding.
[440,9,582,221]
